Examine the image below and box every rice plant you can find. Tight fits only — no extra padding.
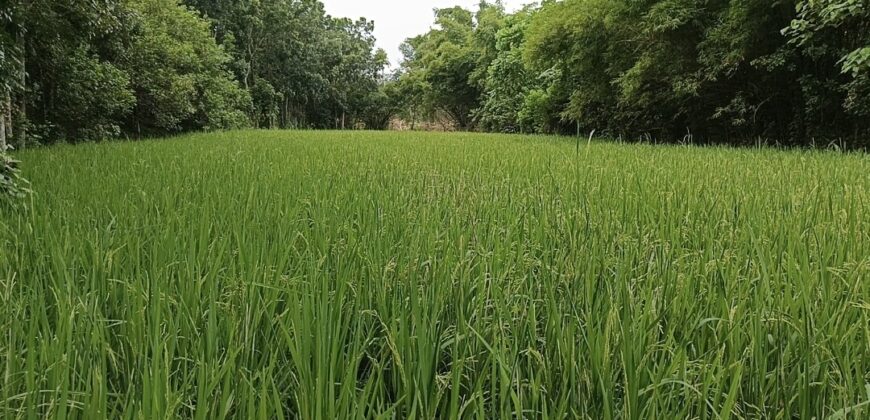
[1,130,868,419]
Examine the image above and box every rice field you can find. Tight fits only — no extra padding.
[1,130,868,419]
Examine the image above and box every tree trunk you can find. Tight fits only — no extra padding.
[284,96,290,129]
[0,97,6,152]
[341,111,345,130]
[17,34,26,148]
[3,90,12,149]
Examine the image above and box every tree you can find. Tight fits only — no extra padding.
[524,0,624,135]
[1,0,130,144]
[3,0,867,146]
[519,0,869,144]
[182,0,387,130]
[785,0,870,128]
[121,0,249,136]
[397,6,482,130]
[477,8,535,132]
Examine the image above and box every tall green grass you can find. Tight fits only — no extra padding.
[1,130,868,419]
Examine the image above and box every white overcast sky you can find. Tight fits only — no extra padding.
[321,0,529,67]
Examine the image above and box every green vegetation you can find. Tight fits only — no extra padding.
[0,151,27,206]
[1,0,868,417]
[0,0,387,145]
[2,131,868,418]
[3,0,868,147]
[397,0,870,146]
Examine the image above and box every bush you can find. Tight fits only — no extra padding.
[0,150,29,206]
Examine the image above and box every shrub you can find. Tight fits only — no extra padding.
[0,149,29,206]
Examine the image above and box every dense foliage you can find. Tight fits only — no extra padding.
[396,0,869,146]
[2,0,866,147]
[0,0,388,145]
[0,150,28,206]
[184,0,388,129]
[2,131,868,418]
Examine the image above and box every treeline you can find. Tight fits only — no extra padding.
[0,0,388,147]
[393,0,869,146]
[1,1,868,149]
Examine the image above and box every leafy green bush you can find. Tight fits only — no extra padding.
[122,0,251,135]
[0,150,29,206]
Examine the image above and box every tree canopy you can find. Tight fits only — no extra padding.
[0,0,389,146]
[0,0,867,147]
[394,0,869,146]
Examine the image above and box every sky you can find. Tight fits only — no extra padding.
[321,0,529,67]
